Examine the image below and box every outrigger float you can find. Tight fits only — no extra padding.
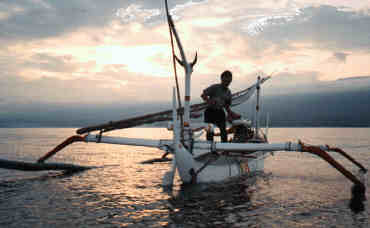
[1,0,367,212]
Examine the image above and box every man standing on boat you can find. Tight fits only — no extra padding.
[201,70,241,142]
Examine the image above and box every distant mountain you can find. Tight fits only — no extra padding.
[236,89,370,127]
[0,102,172,128]
[336,76,370,81]
[0,89,369,128]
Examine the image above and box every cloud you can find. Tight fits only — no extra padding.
[115,4,161,24]
[25,53,79,73]
[0,0,128,43]
[0,70,175,105]
[253,5,370,52]
[0,0,369,110]
[333,52,349,62]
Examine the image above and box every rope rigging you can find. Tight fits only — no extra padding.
[165,0,184,138]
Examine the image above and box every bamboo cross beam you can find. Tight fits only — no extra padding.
[0,158,92,172]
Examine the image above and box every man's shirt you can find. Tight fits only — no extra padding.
[203,84,232,110]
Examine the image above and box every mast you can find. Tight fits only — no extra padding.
[164,0,197,147]
[183,51,193,145]
[254,76,261,138]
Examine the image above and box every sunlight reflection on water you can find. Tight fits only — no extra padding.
[0,128,369,227]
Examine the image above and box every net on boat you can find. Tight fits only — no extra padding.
[76,76,270,134]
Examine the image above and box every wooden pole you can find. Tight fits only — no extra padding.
[0,159,91,172]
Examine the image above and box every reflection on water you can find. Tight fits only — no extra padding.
[0,128,176,227]
[0,128,369,227]
[252,128,370,228]
[167,174,258,227]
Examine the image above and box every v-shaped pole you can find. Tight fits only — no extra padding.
[164,0,198,148]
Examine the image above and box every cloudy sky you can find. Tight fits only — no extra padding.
[1,0,370,110]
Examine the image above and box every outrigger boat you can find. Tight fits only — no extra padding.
[1,0,367,212]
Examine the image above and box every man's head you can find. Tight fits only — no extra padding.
[221,70,232,87]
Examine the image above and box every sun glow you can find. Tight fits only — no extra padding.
[36,44,172,78]
[93,44,169,76]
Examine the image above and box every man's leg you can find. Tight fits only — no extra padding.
[206,130,214,141]
[204,108,214,141]
[218,121,228,142]
[215,110,227,142]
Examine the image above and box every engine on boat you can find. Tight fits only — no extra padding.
[231,119,254,143]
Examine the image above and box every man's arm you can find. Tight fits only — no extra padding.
[224,93,233,114]
[201,93,209,102]
[225,107,241,122]
[201,86,217,105]
[224,96,241,121]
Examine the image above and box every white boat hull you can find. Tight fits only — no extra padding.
[174,138,271,183]
[185,151,270,183]
[85,134,278,183]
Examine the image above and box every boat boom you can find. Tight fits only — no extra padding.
[85,134,173,149]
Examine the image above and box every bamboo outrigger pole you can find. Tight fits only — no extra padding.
[0,158,91,172]
[37,135,86,163]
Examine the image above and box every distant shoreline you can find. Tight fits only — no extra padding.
[1,125,369,129]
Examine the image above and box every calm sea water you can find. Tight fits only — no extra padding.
[0,128,369,227]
